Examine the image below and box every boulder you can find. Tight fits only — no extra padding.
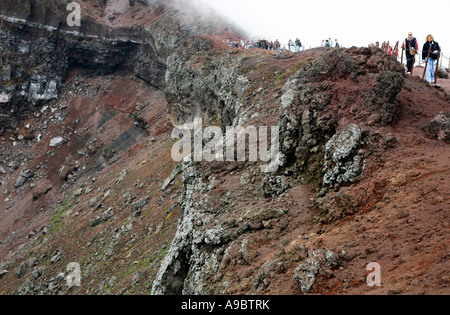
[293,249,341,294]
[422,112,450,142]
[15,169,34,188]
[323,124,366,187]
[437,68,449,79]
[50,137,64,147]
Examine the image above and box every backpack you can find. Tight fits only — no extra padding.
[406,38,417,55]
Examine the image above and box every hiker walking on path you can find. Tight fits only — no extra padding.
[422,34,440,83]
[402,32,419,74]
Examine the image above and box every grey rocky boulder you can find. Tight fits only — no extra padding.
[15,169,34,188]
[322,124,366,188]
[422,112,450,142]
[293,249,341,294]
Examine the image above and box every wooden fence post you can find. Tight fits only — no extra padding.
[423,46,432,80]
[434,48,441,85]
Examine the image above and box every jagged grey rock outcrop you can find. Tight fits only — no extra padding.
[293,249,341,294]
[322,124,366,188]
[277,48,404,186]
[422,111,450,142]
[152,157,205,295]
[152,157,230,295]
[132,196,150,217]
[261,174,290,198]
[164,49,247,127]
[153,157,214,294]
[15,169,34,188]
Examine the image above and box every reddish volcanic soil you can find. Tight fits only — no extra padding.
[202,49,450,295]
[0,45,448,295]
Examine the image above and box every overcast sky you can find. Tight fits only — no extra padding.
[204,0,449,58]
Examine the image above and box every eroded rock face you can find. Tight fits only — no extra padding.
[0,17,165,133]
[165,47,247,127]
[277,48,405,188]
[152,49,408,295]
[5,0,446,298]
[152,158,209,295]
[0,0,69,27]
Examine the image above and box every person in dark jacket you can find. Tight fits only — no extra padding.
[422,34,440,83]
[295,38,302,52]
[402,32,419,74]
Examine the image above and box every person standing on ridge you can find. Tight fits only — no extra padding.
[274,39,281,51]
[295,38,302,52]
[422,34,440,84]
[288,39,294,51]
[335,39,340,48]
[402,32,419,74]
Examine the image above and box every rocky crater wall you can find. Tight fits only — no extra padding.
[0,17,166,133]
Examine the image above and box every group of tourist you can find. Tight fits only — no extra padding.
[226,38,297,52]
[256,39,281,51]
[226,37,336,52]
[374,32,441,84]
[287,38,303,52]
[227,31,441,84]
[226,36,344,52]
[226,39,275,51]
[320,38,340,48]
